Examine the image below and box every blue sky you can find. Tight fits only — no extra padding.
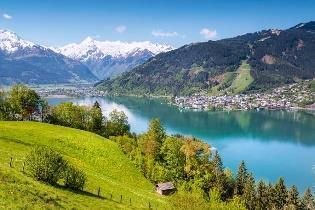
[1,0,315,47]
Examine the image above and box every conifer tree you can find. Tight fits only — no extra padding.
[274,177,288,209]
[266,182,275,209]
[302,187,314,210]
[243,173,256,210]
[235,160,248,196]
[256,180,269,210]
[212,151,224,177]
[287,185,299,209]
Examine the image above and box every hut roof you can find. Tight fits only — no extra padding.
[156,182,175,191]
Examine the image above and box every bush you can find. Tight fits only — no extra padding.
[25,146,67,185]
[25,146,86,191]
[64,165,86,191]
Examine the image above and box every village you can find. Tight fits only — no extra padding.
[34,85,106,98]
[33,81,314,111]
[173,82,315,111]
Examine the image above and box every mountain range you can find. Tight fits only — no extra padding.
[0,30,173,85]
[98,21,315,96]
[0,30,97,85]
[52,38,173,79]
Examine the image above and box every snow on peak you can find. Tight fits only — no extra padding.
[54,37,174,61]
[295,23,305,29]
[271,29,281,36]
[0,29,35,53]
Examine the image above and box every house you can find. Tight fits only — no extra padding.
[156,182,175,195]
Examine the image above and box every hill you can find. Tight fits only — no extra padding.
[0,121,166,209]
[0,30,97,85]
[97,21,315,96]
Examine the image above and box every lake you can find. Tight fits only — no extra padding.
[48,96,315,191]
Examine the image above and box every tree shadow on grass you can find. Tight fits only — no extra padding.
[53,184,106,200]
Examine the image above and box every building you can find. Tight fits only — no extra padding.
[156,182,175,195]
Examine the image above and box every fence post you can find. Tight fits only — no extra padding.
[9,157,12,168]
[149,201,151,209]
[98,187,101,197]
[129,198,131,206]
[110,193,112,200]
[22,162,25,172]
[120,195,122,203]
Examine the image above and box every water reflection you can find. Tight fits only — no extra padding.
[109,96,315,146]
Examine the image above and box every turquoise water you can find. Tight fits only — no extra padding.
[48,96,315,191]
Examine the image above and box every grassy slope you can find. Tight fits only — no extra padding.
[210,72,236,95]
[229,61,253,94]
[0,121,166,209]
[209,61,253,95]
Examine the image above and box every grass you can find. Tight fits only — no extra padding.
[0,121,167,209]
[209,61,254,95]
[210,72,237,95]
[228,61,253,94]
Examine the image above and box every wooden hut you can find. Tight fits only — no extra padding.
[155,182,175,195]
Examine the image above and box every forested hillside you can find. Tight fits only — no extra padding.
[98,21,315,96]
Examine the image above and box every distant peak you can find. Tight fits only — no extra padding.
[0,28,35,53]
[57,38,174,60]
[82,36,95,43]
[0,29,19,38]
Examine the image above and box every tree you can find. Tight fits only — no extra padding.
[147,118,166,144]
[25,146,67,185]
[286,185,300,209]
[138,119,166,160]
[138,133,161,158]
[64,165,86,191]
[93,100,101,109]
[88,102,104,133]
[106,109,130,136]
[301,188,314,210]
[274,177,288,209]
[256,180,269,210]
[267,182,276,209]
[0,89,10,120]
[209,151,230,199]
[180,137,211,178]
[38,98,49,122]
[243,173,256,210]
[212,151,224,177]
[7,84,40,120]
[160,136,185,181]
[235,160,248,196]
[171,190,209,210]
[50,102,86,129]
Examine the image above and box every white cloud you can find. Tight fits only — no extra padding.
[115,25,126,34]
[3,13,12,20]
[152,30,178,37]
[200,28,217,39]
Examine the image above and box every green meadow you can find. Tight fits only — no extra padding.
[0,121,167,209]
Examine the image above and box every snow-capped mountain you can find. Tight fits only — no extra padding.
[53,37,174,79]
[0,29,36,53]
[0,29,97,85]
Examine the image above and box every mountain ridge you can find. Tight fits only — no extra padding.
[97,21,315,96]
[53,37,174,79]
[0,29,97,85]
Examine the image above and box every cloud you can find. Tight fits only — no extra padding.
[200,28,217,39]
[152,30,178,37]
[3,13,12,20]
[115,25,126,34]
